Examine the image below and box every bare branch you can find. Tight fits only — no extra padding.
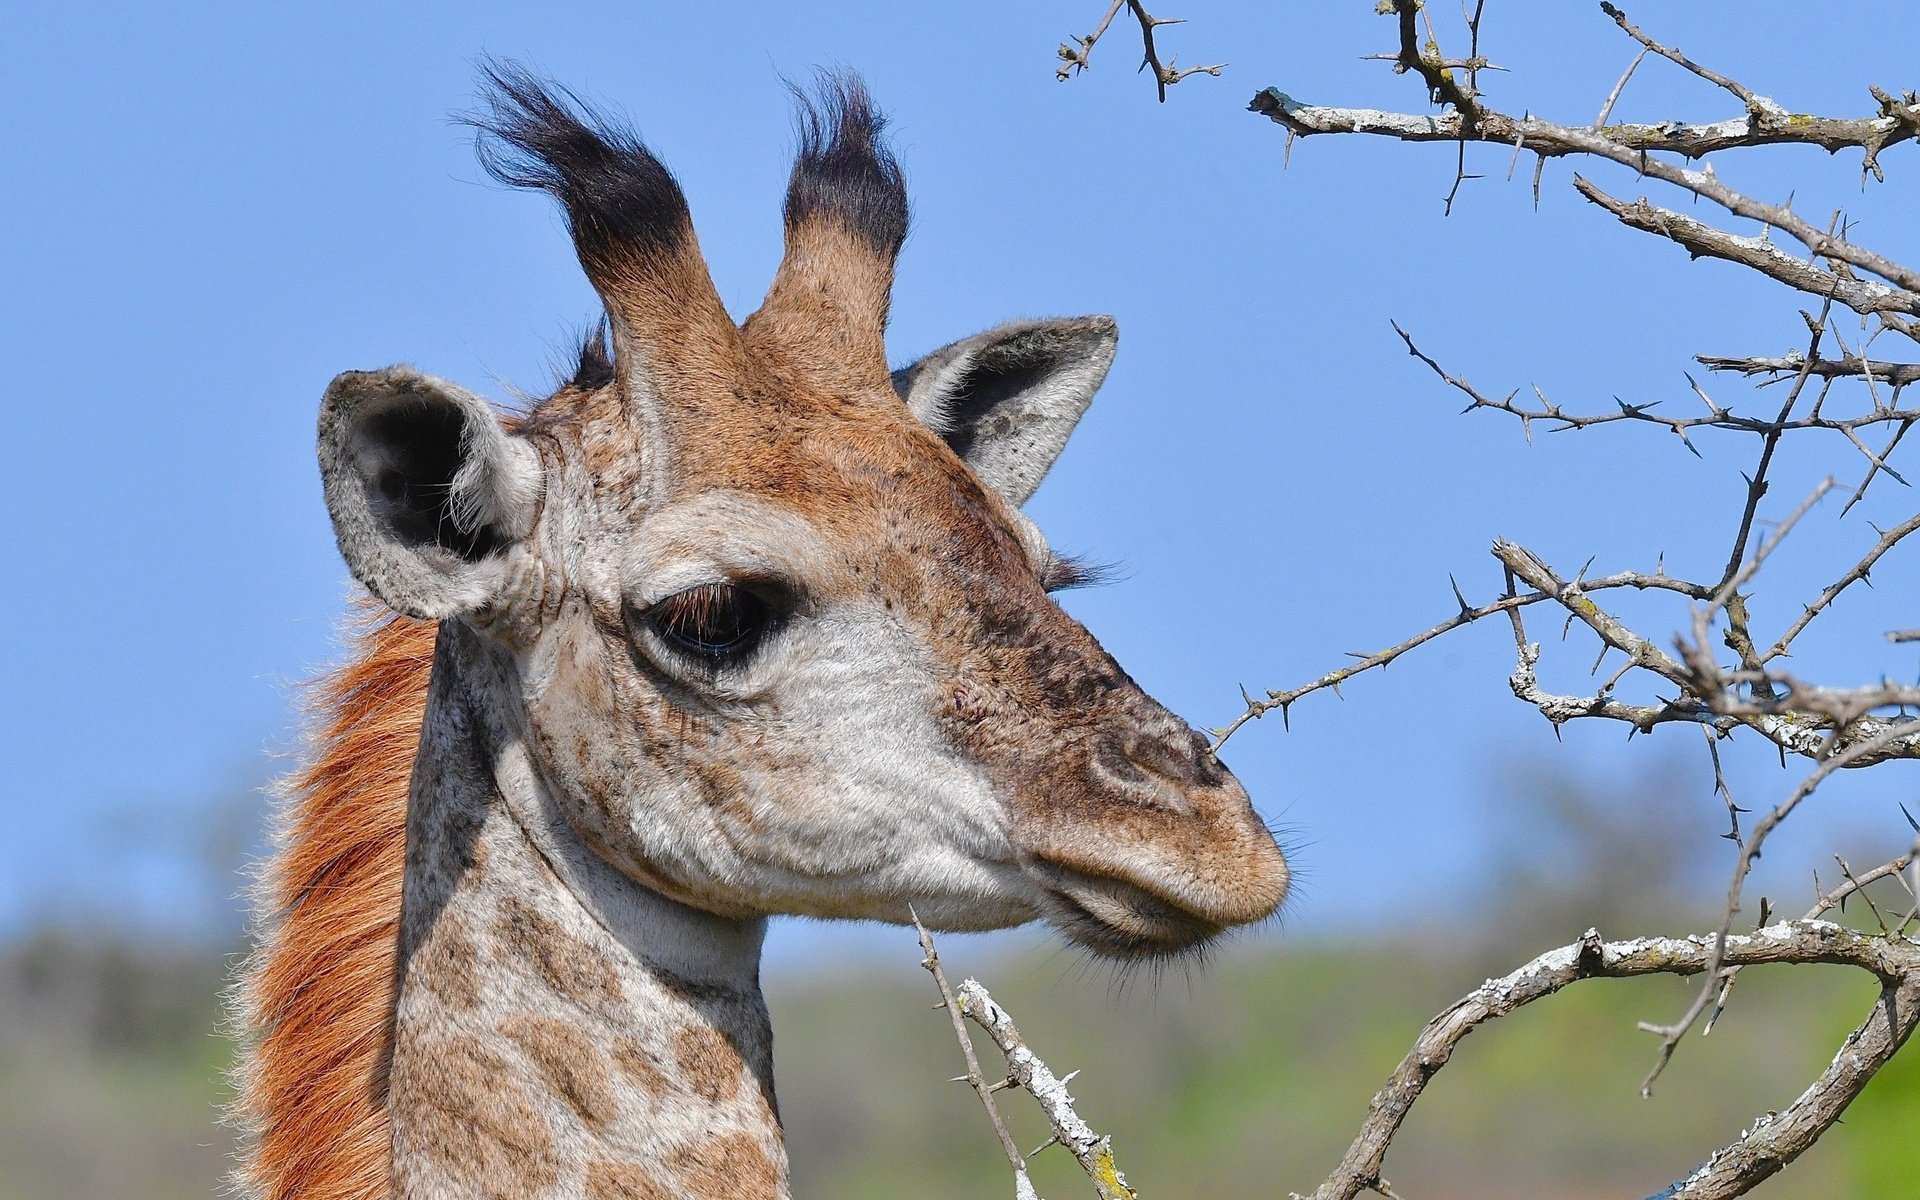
[1572,178,1920,324]
[1298,922,1920,1200]
[1248,2,1920,297]
[1056,1,1124,82]
[954,980,1139,1200]
[1638,713,1920,1095]
[1664,963,1920,1199]
[1210,562,1702,749]
[1248,86,1920,173]
[1392,322,1920,443]
[1713,312,1834,595]
[1201,9,1920,1197]
[1697,353,1920,390]
[1495,539,1691,689]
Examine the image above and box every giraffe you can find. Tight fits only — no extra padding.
[233,65,1289,1200]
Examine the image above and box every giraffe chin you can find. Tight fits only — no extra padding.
[1035,867,1230,961]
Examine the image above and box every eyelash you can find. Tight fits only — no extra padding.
[1042,553,1109,592]
[643,582,773,662]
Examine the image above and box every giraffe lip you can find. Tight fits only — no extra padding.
[1036,868,1225,960]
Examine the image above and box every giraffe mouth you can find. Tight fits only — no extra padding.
[1035,867,1226,960]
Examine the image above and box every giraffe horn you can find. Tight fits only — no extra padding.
[744,72,909,393]
[469,60,741,404]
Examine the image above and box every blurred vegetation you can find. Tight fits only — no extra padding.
[3,762,1915,1199]
[0,926,235,1200]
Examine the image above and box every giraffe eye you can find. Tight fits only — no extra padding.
[646,583,771,661]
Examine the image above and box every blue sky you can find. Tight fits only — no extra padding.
[4,2,1915,964]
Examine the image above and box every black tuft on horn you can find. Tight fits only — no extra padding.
[467,59,690,269]
[784,72,909,258]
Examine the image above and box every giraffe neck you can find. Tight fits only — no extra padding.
[389,621,790,1200]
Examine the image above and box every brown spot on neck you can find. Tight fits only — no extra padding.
[495,893,625,1013]
[500,1013,621,1134]
[671,1022,745,1106]
[392,1034,560,1198]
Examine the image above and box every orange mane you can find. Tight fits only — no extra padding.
[233,603,435,1200]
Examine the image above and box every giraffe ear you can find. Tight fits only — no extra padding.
[892,316,1118,507]
[317,367,543,620]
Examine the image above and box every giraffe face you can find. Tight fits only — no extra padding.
[315,76,1287,960]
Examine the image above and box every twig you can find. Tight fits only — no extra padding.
[955,980,1140,1200]
[1598,3,1777,118]
[914,914,1041,1200]
[1210,561,1703,749]
[1394,323,1920,442]
[916,919,1137,1200]
[1057,1,1222,102]
[1762,510,1920,662]
[1594,47,1649,128]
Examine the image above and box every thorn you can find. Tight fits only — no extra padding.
[1902,803,1920,833]
[1451,573,1473,616]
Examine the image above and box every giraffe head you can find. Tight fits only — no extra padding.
[316,67,1287,959]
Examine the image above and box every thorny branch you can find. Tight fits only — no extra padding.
[1249,0,1920,324]
[917,922,1138,1200]
[1056,1,1223,102]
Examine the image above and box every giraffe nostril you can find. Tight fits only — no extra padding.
[1095,725,1223,790]
[1183,728,1226,787]
[1090,736,1149,786]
